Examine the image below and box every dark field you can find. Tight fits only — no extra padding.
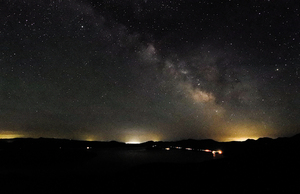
[0,136,299,193]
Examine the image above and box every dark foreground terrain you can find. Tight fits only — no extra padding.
[0,135,300,193]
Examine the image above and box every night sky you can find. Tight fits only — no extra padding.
[1,0,300,142]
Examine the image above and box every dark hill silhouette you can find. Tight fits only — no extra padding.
[0,137,126,151]
[0,134,299,193]
[120,134,300,193]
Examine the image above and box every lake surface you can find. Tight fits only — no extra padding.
[78,147,223,174]
[0,146,223,176]
[0,147,224,192]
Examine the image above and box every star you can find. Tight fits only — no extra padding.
[0,0,299,142]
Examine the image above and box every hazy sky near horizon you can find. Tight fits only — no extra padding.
[1,0,300,142]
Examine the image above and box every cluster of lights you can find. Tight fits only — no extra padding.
[161,146,223,156]
[201,149,222,156]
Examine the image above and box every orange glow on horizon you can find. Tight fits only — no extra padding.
[214,122,274,142]
[221,136,259,142]
[0,133,23,139]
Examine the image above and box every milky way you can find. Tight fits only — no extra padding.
[1,0,300,141]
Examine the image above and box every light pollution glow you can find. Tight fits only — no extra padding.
[0,132,267,142]
[0,122,270,143]
[0,131,24,139]
[216,122,274,142]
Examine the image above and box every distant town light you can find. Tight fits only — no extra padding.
[212,150,223,157]
[125,142,141,144]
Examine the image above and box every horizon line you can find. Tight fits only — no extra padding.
[0,134,296,143]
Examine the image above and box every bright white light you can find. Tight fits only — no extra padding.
[125,142,141,144]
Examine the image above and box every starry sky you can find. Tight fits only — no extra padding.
[1,0,300,142]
